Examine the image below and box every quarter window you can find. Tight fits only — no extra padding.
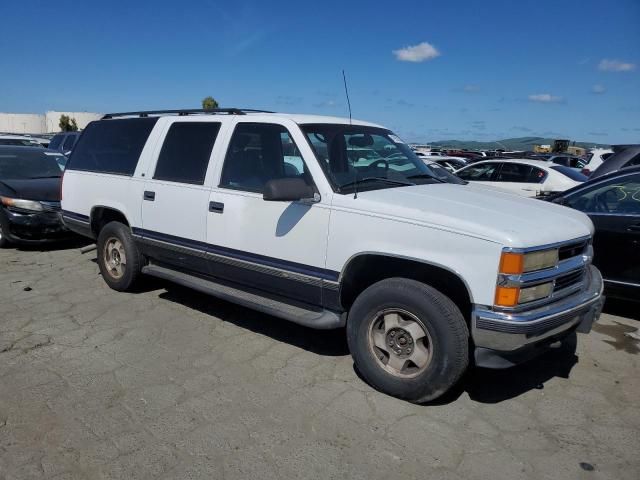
[62,134,77,151]
[154,122,220,185]
[220,123,313,193]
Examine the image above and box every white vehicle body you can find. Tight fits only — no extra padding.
[0,134,43,147]
[583,148,613,176]
[455,158,584,197]
[61,110,603,399]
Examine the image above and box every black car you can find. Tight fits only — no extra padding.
[590,144,640,180]
[0,146,69,247]
[546,165,640,301]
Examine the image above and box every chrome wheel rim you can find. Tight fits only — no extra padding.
[368,308,433,378]
[103,237,127,279]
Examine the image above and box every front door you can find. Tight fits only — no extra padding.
[206,121,332,306]
[565,172,640,287]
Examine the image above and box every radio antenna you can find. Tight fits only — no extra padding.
[342,69,352,125]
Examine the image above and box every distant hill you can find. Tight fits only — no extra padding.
[428,137,610,151]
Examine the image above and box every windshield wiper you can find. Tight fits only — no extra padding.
[338,176,415,192]
[406,173,446,183]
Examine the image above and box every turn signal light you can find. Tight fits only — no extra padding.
[494,286,520,307]
[499,252,524,275]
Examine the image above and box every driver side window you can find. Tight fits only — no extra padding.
[566,175,640,214]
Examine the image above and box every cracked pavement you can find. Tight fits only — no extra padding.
[1,241,639,479]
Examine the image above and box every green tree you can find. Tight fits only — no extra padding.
[201,96,219,110]
[59,115,79,132]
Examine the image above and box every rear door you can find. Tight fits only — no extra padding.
[140,120,223,275]
[564,172,640,287]
[495,163,547,196]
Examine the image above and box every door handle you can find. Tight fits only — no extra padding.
[143,191,155,201]
[209,201,224,213]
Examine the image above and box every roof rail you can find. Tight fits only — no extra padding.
[101,108,274,119]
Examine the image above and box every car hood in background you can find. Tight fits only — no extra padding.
[332,183,593,248]
[0,177,62,202]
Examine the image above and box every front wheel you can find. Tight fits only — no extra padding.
[96,221,143,291]
[0,221,11,248]
[347,278,469,403]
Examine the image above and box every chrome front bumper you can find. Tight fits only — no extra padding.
[472,265,604,367]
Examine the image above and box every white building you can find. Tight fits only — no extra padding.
[0,111,103,134]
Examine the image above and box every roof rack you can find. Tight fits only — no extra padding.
[102,108,274,119]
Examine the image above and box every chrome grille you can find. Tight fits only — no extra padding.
[558,240,588,262]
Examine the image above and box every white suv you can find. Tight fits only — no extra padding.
[61,108,604,402]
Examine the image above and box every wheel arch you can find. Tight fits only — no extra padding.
[338,252,474,323]
[90,205,131,237]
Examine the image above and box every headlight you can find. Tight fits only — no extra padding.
[499,249,559,274]
[494,282,553,307]
[0,196,44,212]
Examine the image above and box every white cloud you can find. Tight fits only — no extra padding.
[528,93,564,103]
[393,42,440,62]
[463,85,480,93]
[591,84,606,94]
[598,59,636,72]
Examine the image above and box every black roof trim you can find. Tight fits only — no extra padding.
[102,108,275,119]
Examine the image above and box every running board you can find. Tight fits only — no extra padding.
[141,264,345,329]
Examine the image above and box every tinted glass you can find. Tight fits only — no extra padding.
[0,149,63,179]
[496,163,545,183]
[566,174,640,214]
[550,165,588,181]
[48,134,64,150]
[154,122,220,185]
[67,118,158,175]
[220,123,313,193]
[456,163,500,181]
[62,134,77,150]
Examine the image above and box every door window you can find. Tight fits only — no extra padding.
[566,175,640,214]
[220,123,313,193]
[496,163,546,183]
[62,134,77,151]
[456,163,500,181]
[153,122,220,185]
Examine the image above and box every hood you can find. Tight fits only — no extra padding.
[333,183,593,248]
[0,177,62,202]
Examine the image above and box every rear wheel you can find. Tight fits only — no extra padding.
[96,221,143,291]
[347,278,469,403]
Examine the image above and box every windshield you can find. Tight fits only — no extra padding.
[301,124,464,193]
[0,150,63,179]
[550,165,588,182]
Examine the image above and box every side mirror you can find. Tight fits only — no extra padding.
[263,178,317,202]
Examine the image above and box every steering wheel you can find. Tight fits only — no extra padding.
[369,159,389,171]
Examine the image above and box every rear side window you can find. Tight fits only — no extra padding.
[496,163,546,183]
[153,122,221,185]
[48,134,64,150]
[456,163,500,181]
[67,118,158,175]
[62,134,77,151]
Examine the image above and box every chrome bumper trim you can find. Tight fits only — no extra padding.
[473,265,604,352]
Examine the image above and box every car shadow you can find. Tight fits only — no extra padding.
[138,278,581,401]
[15,236,92,252]
[158,284,349,357]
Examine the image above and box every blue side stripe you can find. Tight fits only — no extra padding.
[132,227,340,282]
[61,210,90,222]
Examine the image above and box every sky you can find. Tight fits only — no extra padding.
[1,0,639,144]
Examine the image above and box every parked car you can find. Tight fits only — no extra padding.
[455,159,587,197]
[48,131,81,155]
[545,166,640,301]
[532,154,588,172]
[0,146,69,247]
[429,157,468,172]
[589,144,640,180]
[0,134,44,147]
[61,108,603,402]
[581,148,613,176]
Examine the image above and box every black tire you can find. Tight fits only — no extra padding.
[96,221,143,291]
[347,278,469,403]
[0,219,11,248]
